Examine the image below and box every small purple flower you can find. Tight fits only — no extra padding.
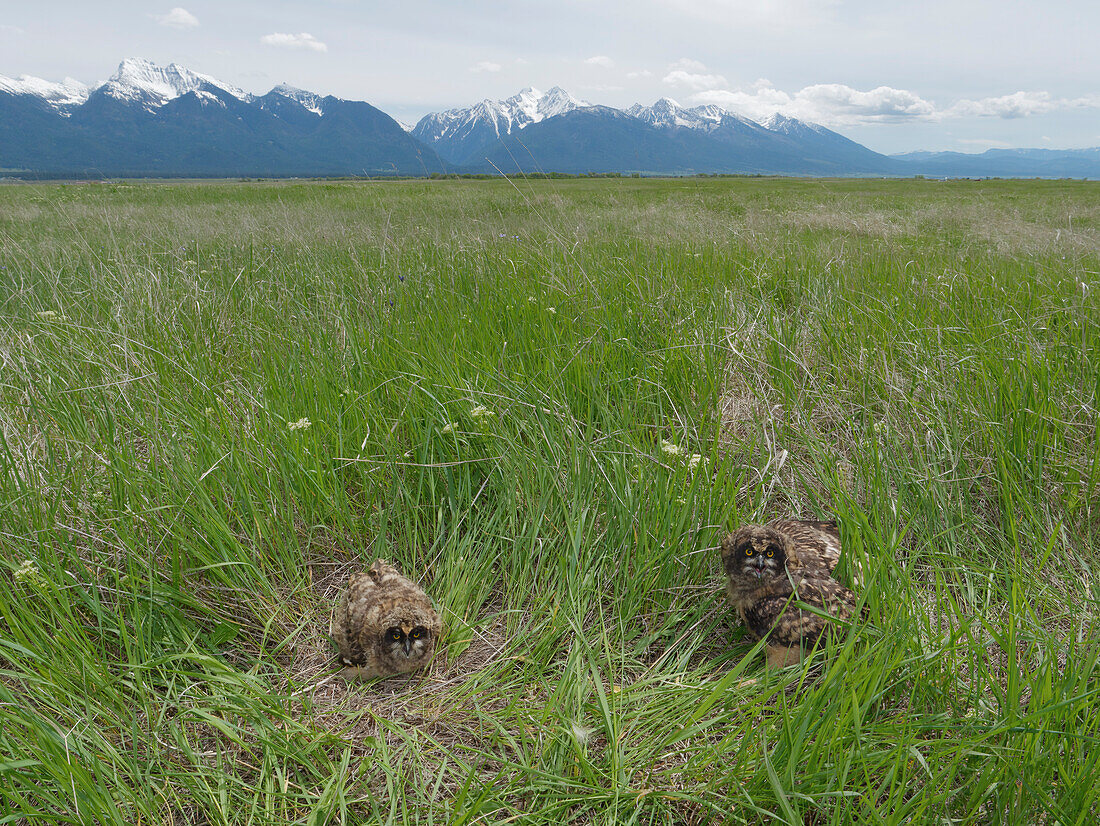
[398,275,405,282]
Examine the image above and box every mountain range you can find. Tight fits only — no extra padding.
[1,59,1097,179]
[0,59,442,177]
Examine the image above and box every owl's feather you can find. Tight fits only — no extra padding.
[763,518,841,574]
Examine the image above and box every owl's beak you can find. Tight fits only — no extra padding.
[403,637,412,656]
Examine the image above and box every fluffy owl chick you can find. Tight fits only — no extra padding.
[330,559,442,681]
[721,524,857,668]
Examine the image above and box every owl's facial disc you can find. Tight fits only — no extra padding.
[741,541,784,579]
[384,622,431,658]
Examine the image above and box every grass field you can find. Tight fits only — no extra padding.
[1,176,1098,824]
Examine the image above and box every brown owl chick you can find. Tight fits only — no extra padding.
[721,524,858,668]
[330,559,442,681]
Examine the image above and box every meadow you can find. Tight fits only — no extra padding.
[0,175,1098,824]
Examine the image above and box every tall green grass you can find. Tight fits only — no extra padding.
[1,177,1098,824]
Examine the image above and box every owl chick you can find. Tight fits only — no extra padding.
[330,559,442,681]
[721,523,858,668]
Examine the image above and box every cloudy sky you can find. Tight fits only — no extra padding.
[2,1,1097,153]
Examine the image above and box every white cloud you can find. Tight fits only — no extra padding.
[692,80,935,125]
[156,8,199,30]
[945,91,1100,119]
[0,24,25,35]
[798,83,936,120]
[691,78,1100,128]
[469,61,502,73]
[626,70,653,79]
[663,58,727,91]
[260,33,328,52]
[585,55,615,69]
[668,57,707,73]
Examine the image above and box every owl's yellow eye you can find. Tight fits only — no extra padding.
[390,630,401,641]
[744,548,754,556]
[767,550,773,557]
[411,628,422,639]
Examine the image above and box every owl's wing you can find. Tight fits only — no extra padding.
[790,574,857,618]
[747,574,857,648]
[769,518,841,573]
[330,572,379,664]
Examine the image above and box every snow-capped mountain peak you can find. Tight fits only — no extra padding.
[270,83,326,115]
[627,98,727,129]
[99,58,249,110]
[537,86,588,120]
[410,86,590,162]
[761,112,826,136]
[507,86,544,122]
[0,73,90,114]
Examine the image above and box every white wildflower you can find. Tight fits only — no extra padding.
[687,454,705,470]
[36,310,57,319]
[660,439,684,457]
[14,560,44,587]
[546,306,557,314]
[287,417,311,431]
[204,407,215,417]
[528,296,537,303]
[441,422,456,434]
[470,405,495,420]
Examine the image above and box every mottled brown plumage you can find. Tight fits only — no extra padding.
[762,518,842,574]
[330,559,442,680]
[720,521,857,668]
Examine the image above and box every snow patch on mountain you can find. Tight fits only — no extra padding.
[761,112,829,136]
[192,90,227,108]
[414,86,590,143]
[98,58,249,111]
[535,87,588,121]
[626,98,725,129]
[0,73,90,114]
[626,98,782,137]
[270,83,326,116]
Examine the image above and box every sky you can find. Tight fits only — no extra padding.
[1,1,1098,154]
